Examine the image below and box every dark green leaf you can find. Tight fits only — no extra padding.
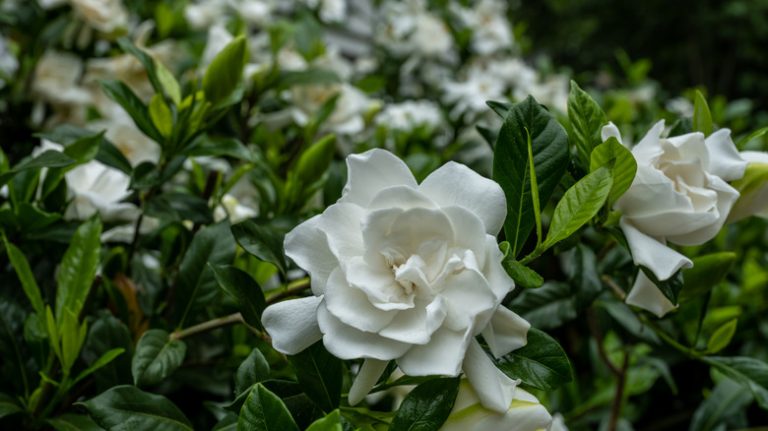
[132,329,187,386]
[680,252,737,302]
[48,414,104,431]
[276,69,340,89]
[74,348,125,385]
[294,134,336,186]
[289,342,342,413]
[100,80,162,143]
[0,150,74,186]
[486,100,512,117]
[495,328,573,391]
[235,348,270,396]
[389,377,460,431]
[561,244,602,308]
[568,80,607,169]
[203,36,247,106]
[55,217,102,322]
[704,356,768,410]
[210,264,266,330]
[689,378,753,431]
[145,192,213,225]
[0,393,22,419]
[237,384,299,431]
[231,220,288,275]
[79,385,193,431]
[3,236,45,316]
[511,282,577,330]
[502,258,543,289]
[185,136,254,162]
[589,137,637,206]
[493,96,569,256]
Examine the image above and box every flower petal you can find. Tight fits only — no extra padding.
[262,296,323,355]
[345,256,414,311]
[601,122,622,144]
[481,236,515,302]
[481,306,530,358]
[440,265,498,332]
[666,175,740,245]
[619,217,692,281]
[632,120,665,162]
[462,339,519,413]
[284,214,338,295]
[367,185,436,211]
[626,271,678,317]
[705,129,747,181]
[317,302,410,360]
[348,359,389,406]
[442,206,489,268]
[340,149,417,207]
[379,296,447,344]
[316,202,366,262]
[419,161,507,235]
[324,267,397,332]
[397,326,473,376]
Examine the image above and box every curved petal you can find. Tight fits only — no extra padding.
[705,129,747,181]
[316,202,366,263]
[442,382,552,431]
[619,217,692,280]
[666,175,740,245]
[481,236,515,302]
[462,340,519,413]
[632,120,665,162]
[348,359,389,406]
[317,302,410,360]
[626,271,678,317]
[442,206,489,268]
[481,306,530,358]
[340,149,417,207]
[284,214,339,295]
[324,267,397,332]
[345,256,414,311]
[398,326,473,376]
[262,296,323,355]
[379,296,447,345]
[617,166,692,218]
[601,122,623,144]
[440,265,498,332]
[729,151,768,221]
[367,185,436,211]
[419,161,507,235]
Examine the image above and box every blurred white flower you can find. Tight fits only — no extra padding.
[603,121,747,317]
[33,51,91,108]
[263,149,530,413]
[548,413,569,431]
[377,0,453,59]
[302,0,347,22]
[70,0,129,34]
[0,37,18,89]
[202,24,235,66]
[666,97,694,118]
[214,194,258,223]
[89,119,160,166]
[441,380,552,431]
[289,83,373,135]
[453,0,514,55]
[443,70,505,119]
[376,100,443,131]
[728,151,768,221]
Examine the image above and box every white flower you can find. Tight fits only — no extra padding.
[443,70,505,119]
[262,149,530,413]
[603,121,747,317]
[728,151,768,221]
[376,100,443,132]
[0,36,18,88]
[289,83,373,135]
[33,51,91,108]
[70,0,129,34]
[376,0,453,59]
[214,194,258,223]
[453,0,514,55]
[440,379,552,431]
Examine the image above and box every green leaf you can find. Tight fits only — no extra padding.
[0,393,22,419]
[235,348,270,396]
[55,217,102,323]
[3,236,45,316]
[100,80,162,143]
[231,220,288,275]
[0,150,74,186]
[704,356,768,410]
[184,136,254,162]
[542,167,613,249]
[156,60,182,106]
[568,80,608,169]
[495,328,574,391]
[149,93,173,138]
[589,137,637,206]
[525,127,543,245]
[73,347,125,385]
[486,100,512,117]
[210,264,266,330]
[561,244,602,308]
[174,222,237,327]
[680,252,737,302]
[203,36,247,106]
[237,384,299,431]
[48,414,105,431]
[289,342,342,413]
[306,410,342,431]
[736,126,768,149]
[389,377,460,431]
[294,134,336,186]
[493,96,569,257]
[693,90,714,136]
[511,282,577,330]
[132,329,187,386]
[706,319,738,354]
[502,258,543,289]
[60,308,88,372]
[689,378,753,431]
[79,385,193,431]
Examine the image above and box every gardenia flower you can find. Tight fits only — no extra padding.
[728,151,768,221]
[376,100,443,132]
[603,121,747,317]
[70,0,129,34]
[289,83,373,135]
[443,69,505,119]
[263,149,530,413]
[440,380,552,431]
[453,0,514,55]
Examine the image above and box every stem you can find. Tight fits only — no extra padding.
[608,352,630,431]
[266,278,311,304]
[601,275,627,301]
[170,312,244,341]
[587,308,621,376]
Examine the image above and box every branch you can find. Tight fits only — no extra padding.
[608,352,630,431]
[171,312,244,340]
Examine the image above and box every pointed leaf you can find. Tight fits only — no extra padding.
[132,329,187,386]
[590,137,637,206]
[79,385,193,431]
[693,90,713,136]
[55,217,102,322]
[389,377,460,431]
[210,264,267,330]
[288,342,342,412]
[237,384,299,431]
[495,327,574,391]
[568,80,607,168]
[235,348,270,396]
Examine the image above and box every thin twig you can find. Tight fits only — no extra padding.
[170,312,244,340]
[601,275,627,301]
[266,278,311,305]
[608,352,630,431]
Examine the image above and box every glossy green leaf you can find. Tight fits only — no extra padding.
[100,80,162,143]
[389,377,459,431]
[493,95,569,257]
[693,90,713,136]
[231,220,288,275]
[55,217,102,323]
[495,328,574,391]
[149,93,173,138]
[3,236,45,316]
[237,384,299,431]
[704,356,768,410]
[589,137,637,206]
[502,258,543,289]
[235,348,270,396]
[294,134,336,186]
[568,80,607,168]
[543,167,613,249]
[203,36,247,106]
[511,282,577,330]
[0,150,74,186]
[80,385,193,431]
[306,409,342,431]
[132,329,187,386]
[48,413,104,431]
[706,319,738,354]
[689,378,753,431]
[210,264,266,330]
[289,342,342,412]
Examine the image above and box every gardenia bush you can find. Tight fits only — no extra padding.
[1,0,767,430]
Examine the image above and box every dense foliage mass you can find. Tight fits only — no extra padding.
[0,1,767,430]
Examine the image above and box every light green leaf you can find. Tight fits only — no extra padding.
[502,258,543,289]
[156,60,181,106]
[589,137,637,206]
[568,80,608,169]
[237,384,299,431]
[55,217,102,323]
[495,328,574,391]
[707,319,738,354]
[79,385,193,431]
[294,134,336,187]
[132,329,187,387]
[149,93,173,138]
[680,252,737,302]
[3,236,45,316]
[693,90,713,136]
[306,410,342,431]
[203,36,247,106]
[390,377,460,431]
[543,167,613,249]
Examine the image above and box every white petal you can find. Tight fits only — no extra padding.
[619,217,692,281]
[666,175,740,245]
[316,202,366,262]
[440,266,498,332]
[442,206,489,268]
[317,302,410,360]
[398,326,473,376]
[601,122,622,144]
[482,236,516,302]
[324,267,397,332]
[481,307,530,358]
[367,185,436,211]
[632,120,665,161]
[419,161,507,235]
[462,340,519,413]
[379,296,447,344]
[705,129,747,181]
[284,215,339,295]
[729,151,768,221]
[626,271,678,318]
[340,149,417,207]
[348,358,389,406]
[262,296,323,355]
[345,256,414,311]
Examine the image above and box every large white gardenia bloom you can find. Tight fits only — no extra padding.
[728,151,768,221]
[262,149,530,412]
[440,380,552,431]
[603,121,747,317]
